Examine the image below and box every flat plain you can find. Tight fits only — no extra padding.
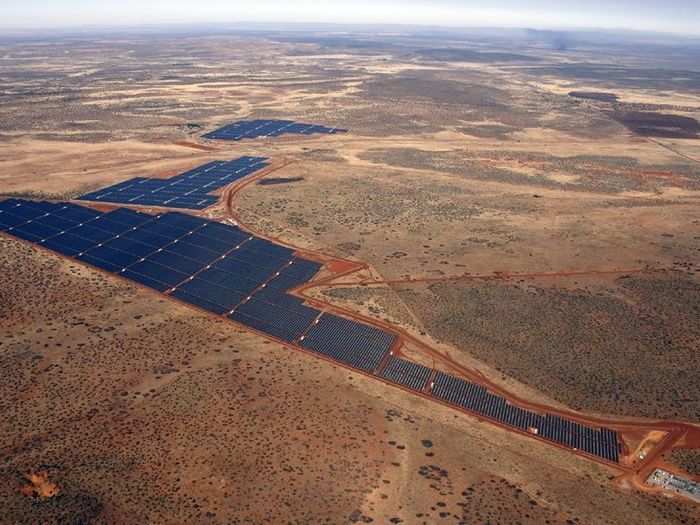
[1,28,699,523]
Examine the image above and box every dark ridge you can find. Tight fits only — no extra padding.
[257,177,305,186]
[569,91,619,103]
[606,110,700,139]
[413,48,541,63]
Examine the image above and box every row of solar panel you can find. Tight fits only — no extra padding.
[0,198,397,370]
[431,372,620,462]
[375,355,620,462]
[78,156,269,210]
[1,198,620,463]
[300,313,395,372]
[381,356,432,391]
[203,119,348,141]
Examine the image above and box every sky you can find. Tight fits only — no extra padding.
[1,0,699,36]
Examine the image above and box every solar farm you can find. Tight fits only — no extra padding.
[78,156,269,210]
[5,28,700,525]
[203,119,347,141]
[0,195,623,464]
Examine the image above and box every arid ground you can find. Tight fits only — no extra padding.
[1,28,699,523]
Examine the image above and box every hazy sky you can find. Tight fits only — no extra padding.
[2,0,699,35]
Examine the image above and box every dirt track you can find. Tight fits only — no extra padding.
[216,157,700,488]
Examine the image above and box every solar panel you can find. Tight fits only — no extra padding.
[122,229,176,249]
[82,245,142,269]
[127,259,189,287]
[78,253,124,273]
[203,120,347,141]
[43,233,97,256]
[8,204,52,221]
[165,240,222,265]
[430,370,621,462]
[235,297,319,338]
[170,288,230,315]
[196,266,262,295]
[102,236,157,258]
[381,357,431,391]
[120,268,171,292]
[183,232,235,254]
[300,313,394,372]
[58,204,102,223]
[173,277,246,310]
[1,197,624,465]
[31,214,80,232]
[146,249,205,275]
[77,157,270,210]
[0,212,31,229]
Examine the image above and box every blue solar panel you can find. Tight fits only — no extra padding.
[253,285,306,309]
[120,269,171,292]
[245,238,295,259]
[83,245,142,269]
[15,221,62,241]
[285,258,323,281]
[158,212,207,231]
[43,233,98,256]
[228,248,290,270]
[127,259,189,287]
[71,224,124,244]
[203,120,347,141]
[174,278,246,311]
[183,232,236,254]
[123,228,176,249]
[102,208,152,227]
[165,240,221,265]
[4,226,43,242]
[58,204,102,223]
[2,198,626,465]
[8,204,51,220]
[196,266,262,295]
[197,223,250,246]
[300,313,394,372]
[169,288,229,315]
[78,253,124,273]
[18,201,59,213]
[0,211,29,229]
[0,199,21,212]
[102,236,156,258]
[88,217,135,236]
[229,311,299,342]
[145,249,205,275]
[77,157,269,210]
[381,357,431,391]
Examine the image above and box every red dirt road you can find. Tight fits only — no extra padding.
[220,158,700,486]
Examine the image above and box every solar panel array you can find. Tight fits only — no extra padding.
[381,356,432,391]
[203,120,347,141]
[78,156,269,210]
[300,313,396,372]
[0,198,622,464]
[431,372,621,462]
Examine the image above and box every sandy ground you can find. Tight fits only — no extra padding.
[1,32,700,523]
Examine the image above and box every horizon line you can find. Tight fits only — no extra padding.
[1,20,699,40]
